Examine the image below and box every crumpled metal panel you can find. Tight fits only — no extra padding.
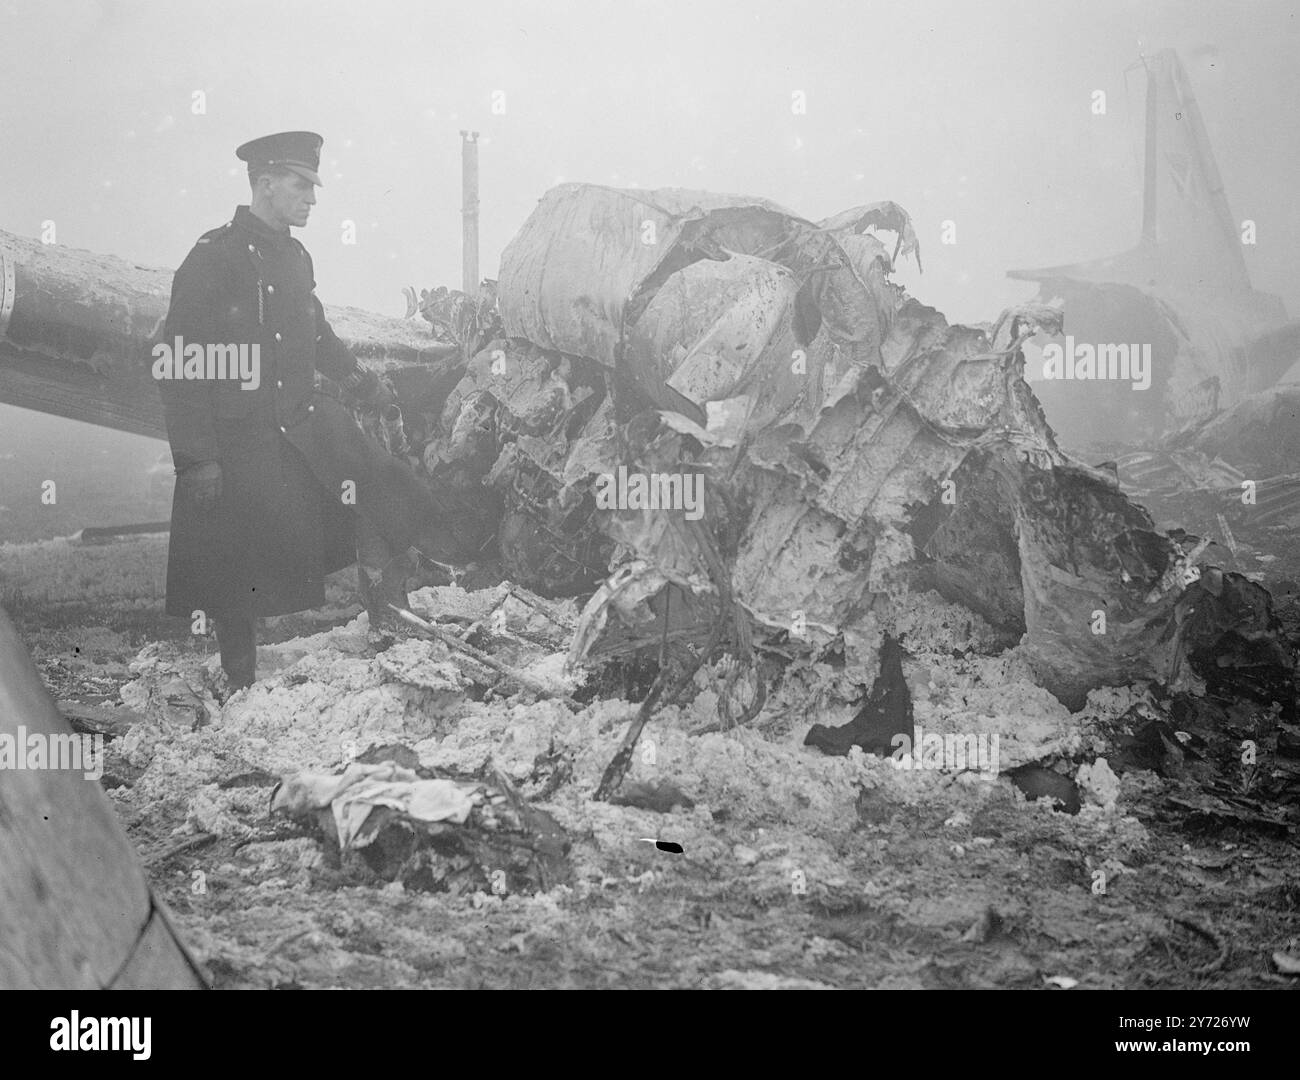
[442,182,1292,711]
[499,184,811,366]
[623,254,795,423]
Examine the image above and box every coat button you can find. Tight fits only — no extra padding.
[247,244,256,252]
[266,284,275,294]
[276,380,284,389]
[279,425,287,433]
[307,404,315,413]
[316,335,322,343]
[274,332,282,342]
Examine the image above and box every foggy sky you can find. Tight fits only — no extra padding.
[2,0,1297,327]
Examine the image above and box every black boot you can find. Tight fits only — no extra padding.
[357,547,415,651]
[215,610,258,691]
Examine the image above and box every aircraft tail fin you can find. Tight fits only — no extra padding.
[1139,49,1249,290]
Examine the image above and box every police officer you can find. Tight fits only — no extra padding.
[156,131,474,690]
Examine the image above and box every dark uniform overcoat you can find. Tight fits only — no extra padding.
[157,205,437,619]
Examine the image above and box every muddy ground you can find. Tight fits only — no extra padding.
[2,532,1298,990]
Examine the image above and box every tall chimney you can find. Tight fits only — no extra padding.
[460,130,480,297]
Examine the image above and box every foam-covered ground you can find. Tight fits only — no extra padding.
[104,584,1187,987]
[5,538,1297,989]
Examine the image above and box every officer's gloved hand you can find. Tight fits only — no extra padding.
[369,378,397,411]
[178,461,222,511]
[340,364,394,409]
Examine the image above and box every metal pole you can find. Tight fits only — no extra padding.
[460,130,480,297]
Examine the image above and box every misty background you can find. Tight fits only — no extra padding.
[1,0,1297,539]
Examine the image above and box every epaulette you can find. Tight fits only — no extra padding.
[195,221,235,245]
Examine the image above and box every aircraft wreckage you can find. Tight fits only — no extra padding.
[1,181,1294,732]
[427,184,1294,717]
[1007,49,1300,561]
[1010,49,1300,452]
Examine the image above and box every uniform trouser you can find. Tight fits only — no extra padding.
[355,514,416,626]
[214,607,258,689]
[214,513,415,688]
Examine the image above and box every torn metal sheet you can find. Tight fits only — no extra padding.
[498,185,805,366]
